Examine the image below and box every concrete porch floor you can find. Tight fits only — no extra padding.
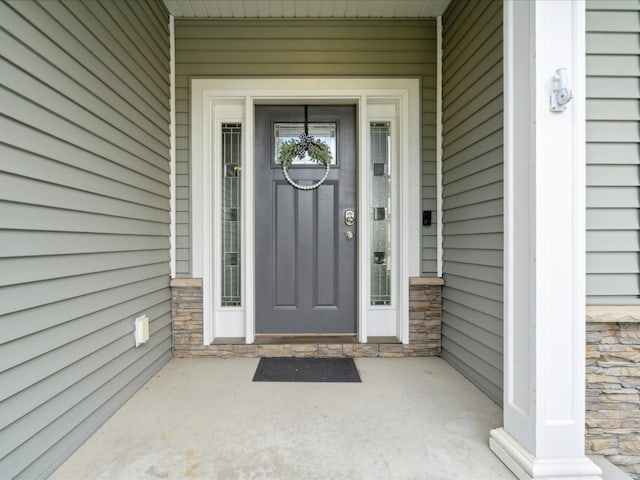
[51,357,517,479]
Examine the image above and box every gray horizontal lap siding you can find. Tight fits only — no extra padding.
[0,1,172,478]
[586,0,640,305]
[441,0,503,405]
[174,18,438,276]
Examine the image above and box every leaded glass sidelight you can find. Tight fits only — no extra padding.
[370,122,392,305]
[221,123,241,306]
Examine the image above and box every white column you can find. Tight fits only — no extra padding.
[490,1,601,479]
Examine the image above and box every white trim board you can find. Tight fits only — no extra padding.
[169,15,176,278]
[436,16,443,277]
[191,78,421,344]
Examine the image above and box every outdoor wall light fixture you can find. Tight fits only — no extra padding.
[550,68,573,112]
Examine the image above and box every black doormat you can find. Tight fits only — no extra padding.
[252,357,361,383]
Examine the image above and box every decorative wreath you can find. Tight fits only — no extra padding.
[278,133,333,190]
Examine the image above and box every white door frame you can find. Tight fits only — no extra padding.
[191,78,421,344]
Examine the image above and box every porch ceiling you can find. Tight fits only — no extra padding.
[163,0,451,18]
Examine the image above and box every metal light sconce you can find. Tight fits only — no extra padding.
[550,68,573,112]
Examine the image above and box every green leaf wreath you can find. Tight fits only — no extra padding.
[278,133,333,168]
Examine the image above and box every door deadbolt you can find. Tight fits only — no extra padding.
[344,209,355,226]
[345,231,354,240]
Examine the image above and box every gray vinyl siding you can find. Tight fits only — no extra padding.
[441,0,503,405]
[174,19,438,276]
[0,1,171,478]
[586,0,640,305]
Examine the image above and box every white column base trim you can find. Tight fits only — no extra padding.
[490,428,602,480]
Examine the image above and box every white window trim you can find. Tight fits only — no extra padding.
[191,78,420,344]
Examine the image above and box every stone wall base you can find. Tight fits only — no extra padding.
[171,277,442,358]
[586,308,640,479]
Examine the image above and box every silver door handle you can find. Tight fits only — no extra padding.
[344,209,355,226]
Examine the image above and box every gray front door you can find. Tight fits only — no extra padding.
[255,105,357,334]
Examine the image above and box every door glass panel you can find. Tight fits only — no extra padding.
[370,122,392,306]
[221,123,241,306]
[274,123,337,165]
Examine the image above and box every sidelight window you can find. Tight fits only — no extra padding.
[370,122,392,306]
[221,123,242,306]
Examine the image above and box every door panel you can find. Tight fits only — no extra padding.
[316,182,337,306]
[255,105,356,334]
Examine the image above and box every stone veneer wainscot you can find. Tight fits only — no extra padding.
[586,306,640,479]
[171,277,443,358]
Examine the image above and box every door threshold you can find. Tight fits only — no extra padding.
[367,336,401,345]
[251,335,401,345]
[254,335,358,345]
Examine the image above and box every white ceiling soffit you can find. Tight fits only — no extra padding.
[163,0,451,18]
